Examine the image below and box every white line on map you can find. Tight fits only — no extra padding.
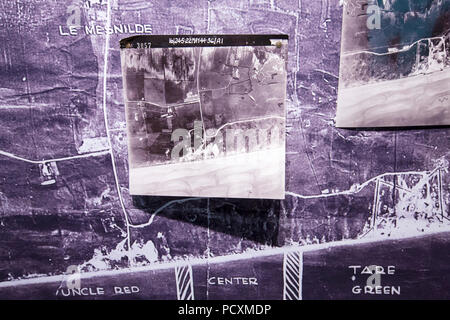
[129,198,201,228]
[101,0,132,255]
[286,168,438,200]
[0,149,111,165]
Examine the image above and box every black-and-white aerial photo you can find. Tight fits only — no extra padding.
[121,36,288,199]
[337,0,450,127]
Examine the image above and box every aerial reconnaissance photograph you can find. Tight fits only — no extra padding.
[122,37,288,199]
[337,0,450,127]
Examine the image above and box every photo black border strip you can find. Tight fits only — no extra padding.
[120,34,289,48]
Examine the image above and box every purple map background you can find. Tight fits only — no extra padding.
[0,0,449,299]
